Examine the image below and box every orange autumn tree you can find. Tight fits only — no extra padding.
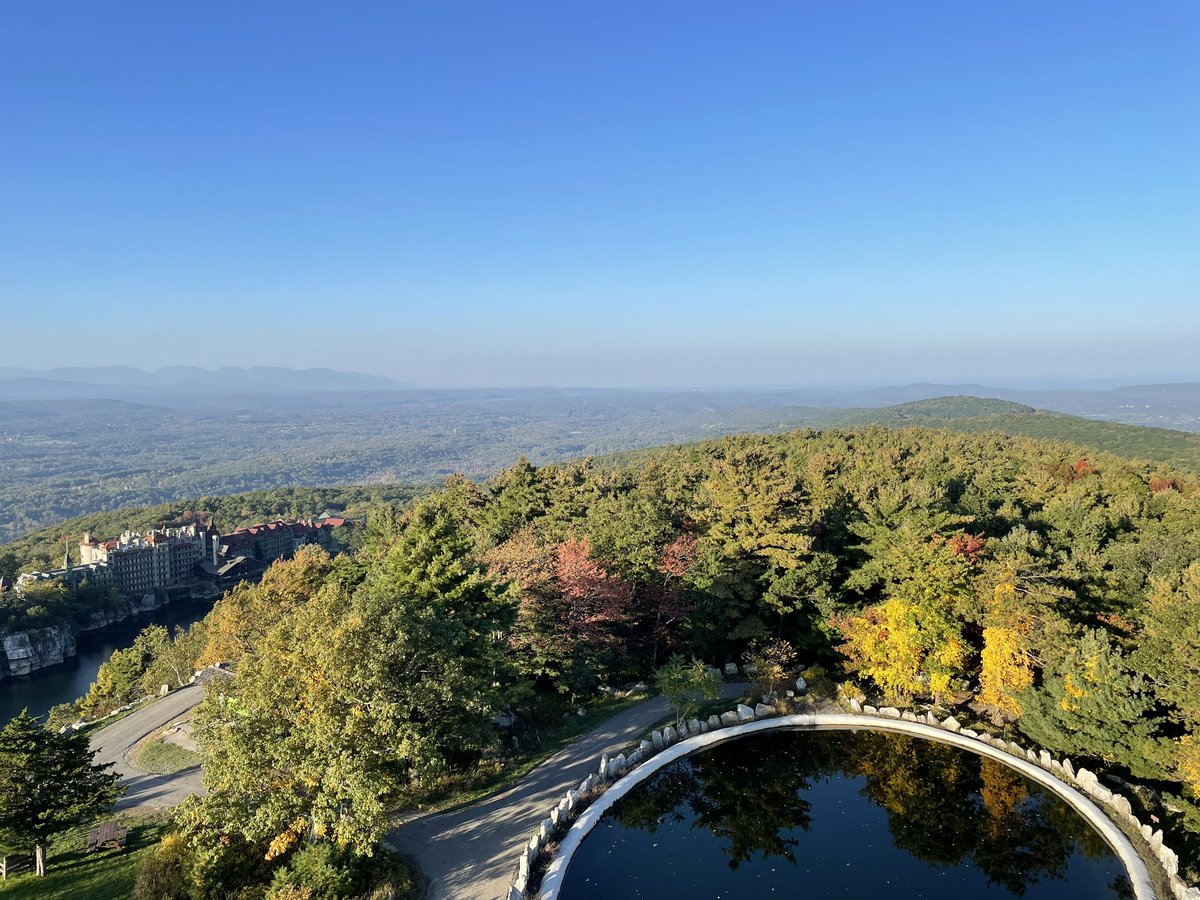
[484,530,561,681]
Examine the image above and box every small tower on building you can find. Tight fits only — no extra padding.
[63,537,77,595]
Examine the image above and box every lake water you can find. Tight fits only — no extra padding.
[562,729,1133,899]
[0,598,215,726]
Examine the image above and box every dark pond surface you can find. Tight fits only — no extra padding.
[562,729,1133,899]
[0,597,215,726]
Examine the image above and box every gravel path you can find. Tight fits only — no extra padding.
[89,684,206,811]
[390,683,748,900]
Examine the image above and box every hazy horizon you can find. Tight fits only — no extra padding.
[2,361,1197,395]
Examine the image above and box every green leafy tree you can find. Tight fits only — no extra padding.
[654,654,721,727]
[0,711,122,876]
[1132,562,1200,729]
[80,644,149,718]
[692,440,834,641]
[1017,629,1169,779]
[844,482,972,595]
[185,497,512,863]
[138,623,207,692]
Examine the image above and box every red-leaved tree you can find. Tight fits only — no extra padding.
[555,538,632,647]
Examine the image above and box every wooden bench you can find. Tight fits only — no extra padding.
[86,820,128,853]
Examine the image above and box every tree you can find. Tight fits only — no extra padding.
[0,549,18,583]
[743,638,797,700]
[694,441,828,628]
[836,599,926,704]
[80,644,149,718]
[654,655,721,727]
[554,537,633,648]
[185,497,512,862]
[1017,629,1169,780]
[139,623,207,692]
[199,545,334,666]
[645,532,699,665]
[845,483,972,595]
[974,529,1072,718]
[837,532,973,704]
[1132,562,1200,729]
[0,711,122,876]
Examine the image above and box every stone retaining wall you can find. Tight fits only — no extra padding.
[512,699,1200,900]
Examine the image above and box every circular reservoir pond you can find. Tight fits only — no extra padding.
[561,729,1133,899]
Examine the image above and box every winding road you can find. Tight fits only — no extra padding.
[389,682,749,900]
[84,680,747,898]
[89,683,205,810]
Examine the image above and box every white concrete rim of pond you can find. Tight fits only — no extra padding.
[537,713,1156,900]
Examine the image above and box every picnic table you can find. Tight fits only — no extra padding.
[86,820,128,853]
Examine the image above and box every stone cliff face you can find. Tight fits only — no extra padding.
[75,594,164,632]
[0,625,78,679]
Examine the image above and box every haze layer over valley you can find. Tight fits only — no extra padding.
[2,366,1198,544]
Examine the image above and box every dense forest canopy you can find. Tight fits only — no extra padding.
[142,424,1200,895]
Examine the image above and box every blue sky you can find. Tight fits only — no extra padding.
[1,2,1197,387]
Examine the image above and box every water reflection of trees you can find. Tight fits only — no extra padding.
[612,736,818,867]
[610,730,1131,896]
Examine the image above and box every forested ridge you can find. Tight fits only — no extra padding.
[99,423,1200,896]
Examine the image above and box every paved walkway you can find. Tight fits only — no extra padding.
[389,683,748,900]
[89,684,206,810]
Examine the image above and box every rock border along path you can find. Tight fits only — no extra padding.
[527,706,1197,900]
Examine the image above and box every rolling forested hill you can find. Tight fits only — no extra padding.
[812,397,1200,473]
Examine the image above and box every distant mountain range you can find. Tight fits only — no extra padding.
[0,366,405,397]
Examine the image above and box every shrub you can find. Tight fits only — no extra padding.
[133,832,193,900]
[267,844,356,900]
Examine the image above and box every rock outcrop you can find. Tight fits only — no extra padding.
[0,626,77,678]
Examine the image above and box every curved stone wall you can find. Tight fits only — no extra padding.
[513,702,1200,900]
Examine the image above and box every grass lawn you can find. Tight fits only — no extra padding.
[131,733,201,774]
[0,813,169,899]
